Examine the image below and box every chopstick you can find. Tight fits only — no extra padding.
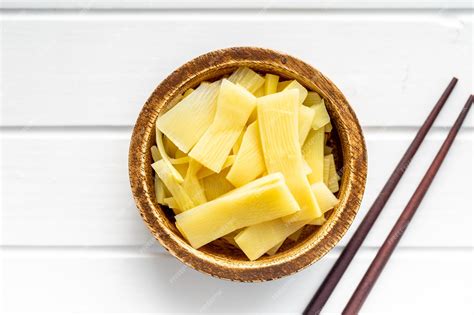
[343,94,473,314]
[303,77,458,315]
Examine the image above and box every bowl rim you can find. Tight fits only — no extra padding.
[129,47,367,282]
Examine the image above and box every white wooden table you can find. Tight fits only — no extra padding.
[1,1,473,313]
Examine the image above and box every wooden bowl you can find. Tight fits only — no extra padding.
[129,47,367,282]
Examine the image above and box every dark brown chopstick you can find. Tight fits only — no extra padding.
[303,77,458,315]
[343,95,473,314]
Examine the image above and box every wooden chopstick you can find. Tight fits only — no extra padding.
[343,94,473,314]
[303,77,458,315]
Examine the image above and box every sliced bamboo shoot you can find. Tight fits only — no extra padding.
[235,219,309,261]
[222,230,241,247]
[288,227,304,241]
[323,155,331,186]
[164,197,180,213]
[150,145,160,162]
[156,80,220,153]
[311,182,339,212]
[182,159,207,206]
[232,129,246,154]
[283,80,308,103]
[154,175,166,204]
[276,80,291,92]
[197,155,235,179]
[266,240,284,256]
[174,149,186,159]
[309,215,327,225]
[324,145,333,155]
[248,109,258,124]
[258,89,322,222]
[303,91,321,106]
[170,156,190,165]
[311,100,331,130]
[324,122,333,133]
[227,67,265,93]
[156,130,184,183]
[226,121,266,187]
[326,154,340,192]
[298,105,316,146]
[183,88,194,98]
[201,170,235,201]
[253,86,264,97]
[264,74,279,95]
[302,159,312,176]
[175,173,300,249]
[303,128,325,184]
[152,160,194,212]
[189,80,257,173]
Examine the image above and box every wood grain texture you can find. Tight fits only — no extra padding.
[1,12,472,127]
[129,47,367,281]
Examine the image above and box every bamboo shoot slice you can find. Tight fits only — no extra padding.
[288,227,304,241]
[253,86,265,97]
[150,145,160,162]
[163,197,180,213]
[182,159,207,206]
[174,149,186,159]
[154,175,166,204]
[175,173,300,249]
[311,182,339,212]
[298,105,316,146]
[201,170,235,201]
[183,88,194,98]
[325,122,333,132]
[266,240,284,256]
[303,128,325,184]
[324,145,333,155]
[309,215,327,225]
[156,130,184,183]
[222,230,241,247]
[311,100,331,130]
[156,80,220,153]
[232,129,246,154]
[258,89,322,222]
[235,219,309,261]
[277,80,291,92]
[302,159,312,176]
[226,121,265,187]
[227,67,265,93]
[189,80,257,173]
[283,80,308,103]
[170,156,190,165]
[264,74,279,95]
[303,91,321,106]
[196,155,235,179]
[323,155,331,186]
[152,160,194,212]
[326,154,340,192]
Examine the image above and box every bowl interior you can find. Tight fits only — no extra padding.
[155,65,344,262]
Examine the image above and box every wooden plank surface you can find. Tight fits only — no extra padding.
[1,0,473,9]
[1,247,472,314]
[1,12,472,127]
[2,127,472,247]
